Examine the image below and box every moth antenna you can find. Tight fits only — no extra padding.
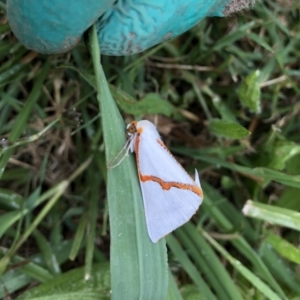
[107,138,131,169]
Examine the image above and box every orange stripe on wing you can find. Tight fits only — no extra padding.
[135,129,203,198]
[139,174,203,198]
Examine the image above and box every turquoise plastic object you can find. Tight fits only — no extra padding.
[7,0,115,54]
[7,0,232,55]
[97,0,232,56]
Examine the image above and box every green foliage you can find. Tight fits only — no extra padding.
[18,263,111,300]
[208,119,250,139]
[0,0,299,299]
[238,70,261,113]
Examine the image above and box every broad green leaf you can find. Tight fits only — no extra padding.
[89,25,168,300]
[208,119,250,139]
[238,70,261,113]
[265,234,300,264]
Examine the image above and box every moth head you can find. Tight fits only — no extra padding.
[126,121,137,139]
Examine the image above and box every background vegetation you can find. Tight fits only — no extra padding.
[0,0,300,299]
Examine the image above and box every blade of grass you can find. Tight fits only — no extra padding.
[0,118,60,155]
[0,62,50,179]
[177,224,243,300]
[0,157,92,275]
[84,169,100,280]
[89,25,168,300]
[259,241,300,295]
[174,150,300,189]
[69,212,88,261]
[265,233,300,264]
[201,229,288,300]
[202,182,287,298]
[0,248,53,283]
[33,230,61,275]
[166,269,184,300]
[243,200,300,231]
[167,234,217,300]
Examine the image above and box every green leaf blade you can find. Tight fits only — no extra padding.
[90,25,168,300]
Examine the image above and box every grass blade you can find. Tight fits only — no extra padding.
[202,230,288,300]
[243,200,300,231]
[89,25,168,300]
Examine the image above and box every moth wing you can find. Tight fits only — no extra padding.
[138,136,200,186]
[137,135,203,243]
